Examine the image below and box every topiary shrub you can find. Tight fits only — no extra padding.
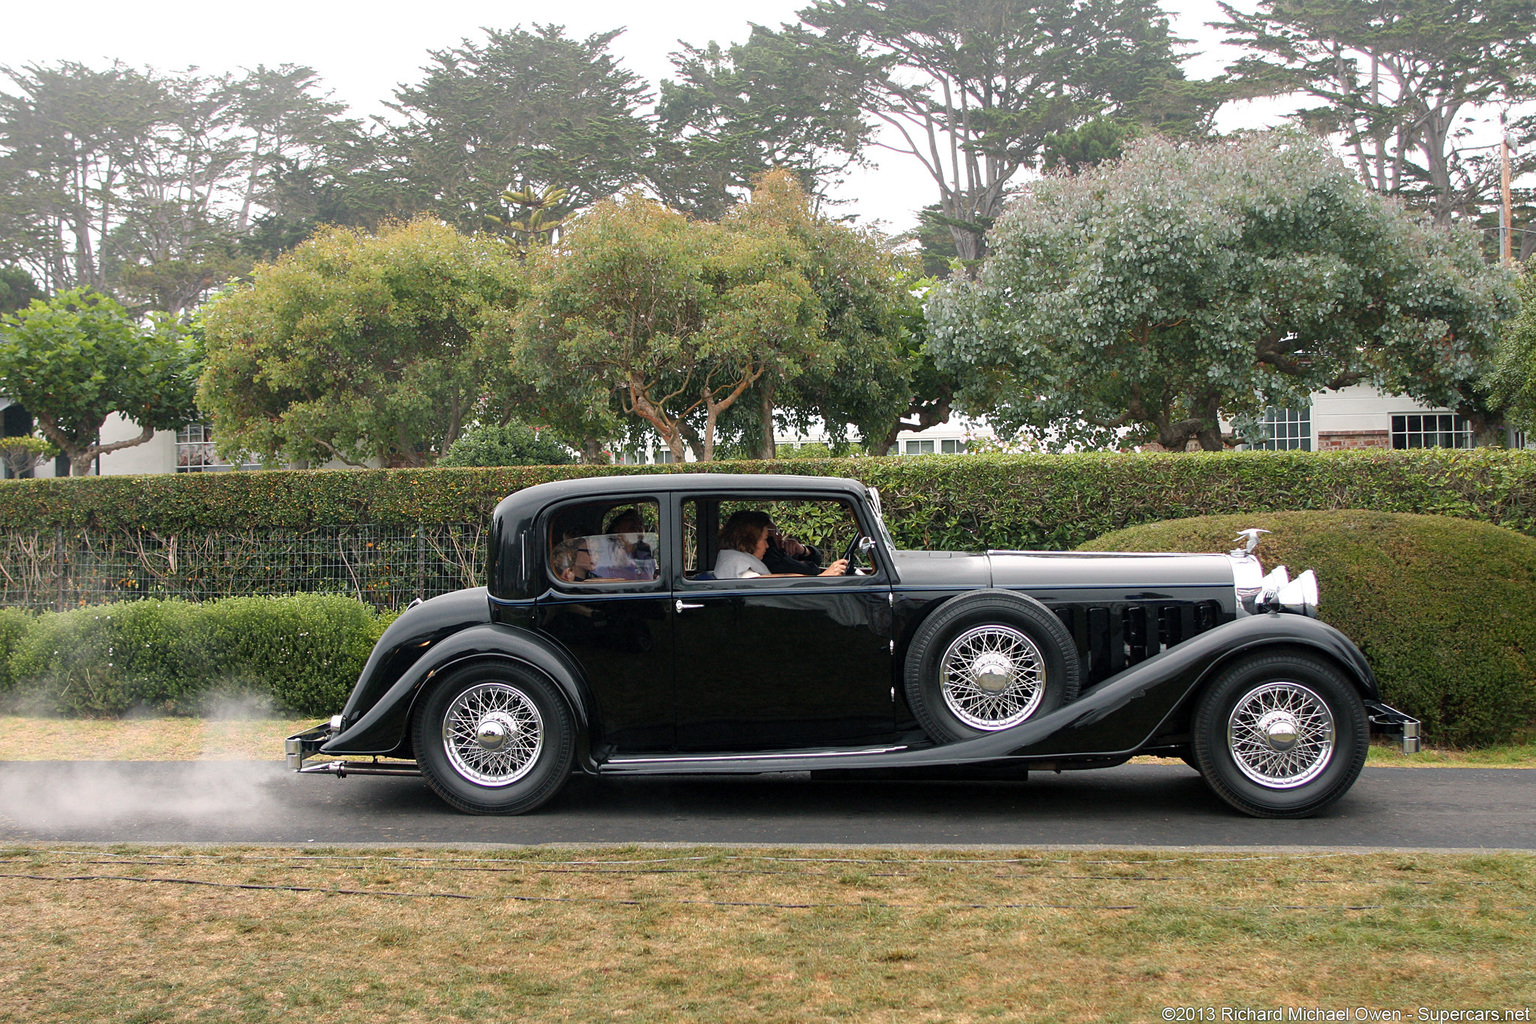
[199,595,392,714]
[1079,511,1536,747]
[438,422,576,467]
[3,595,393,717]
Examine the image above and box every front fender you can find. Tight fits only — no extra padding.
[321,623,597,768]
[999,611,1378,760]
[829,612,1379,769]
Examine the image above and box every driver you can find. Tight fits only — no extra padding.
[714,511,848,579]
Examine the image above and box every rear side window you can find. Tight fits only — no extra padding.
[547,500,660,584]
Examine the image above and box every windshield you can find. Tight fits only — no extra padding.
[866,486,897,559]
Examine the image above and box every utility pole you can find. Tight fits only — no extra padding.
[1501,112,1514,265]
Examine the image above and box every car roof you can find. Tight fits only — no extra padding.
[492,472,868,523]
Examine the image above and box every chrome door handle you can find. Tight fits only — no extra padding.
[676,600,703,612]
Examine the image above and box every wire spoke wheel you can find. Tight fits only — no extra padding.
[938,624,1047,730]
[1226,681,1335,788]
[442,681,544,787]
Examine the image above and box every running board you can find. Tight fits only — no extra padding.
[600,745,911,775]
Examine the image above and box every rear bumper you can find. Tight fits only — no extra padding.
[285,721,334,770]
[1365,702,1421,754]
[285,718,421,777]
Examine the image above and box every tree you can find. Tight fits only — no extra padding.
[0,61,362,309]
[1490,259,1536,431]
[198,218,528,468]
[927,133,1520,452]
[0,265,42,314]
[654,23,873,219]
[799,0,1198,266]
[438,421,576,467]
[383,25,654,234]
[0,288,199,475]
[517,193,827,463]
[706,170,914,457]
[1217,0,1536,229]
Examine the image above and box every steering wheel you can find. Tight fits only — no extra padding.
[840,533,866,575]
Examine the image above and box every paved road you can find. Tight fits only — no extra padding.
[1,761,1531,849]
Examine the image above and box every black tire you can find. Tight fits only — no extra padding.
[903,590,1081,743]
[1191,652,1368,819]
[413,662,576,815]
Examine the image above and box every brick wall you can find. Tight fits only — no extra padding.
[1318,430,1390,451]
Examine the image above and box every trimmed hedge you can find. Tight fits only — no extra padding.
[2,595,393,717]
[1080,511,1536,748]
[2,450,1536,550]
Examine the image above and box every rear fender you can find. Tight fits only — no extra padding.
[321,624,597,768]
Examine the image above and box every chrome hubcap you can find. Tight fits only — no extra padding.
[1228,682,1334,788]
[443,682,543,787]
[939,625,1046,730]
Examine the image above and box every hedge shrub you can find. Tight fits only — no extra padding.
[2,595,393,717]
[3,450,1536,550]
[0,606,31,692]
[1080,511,1536,747]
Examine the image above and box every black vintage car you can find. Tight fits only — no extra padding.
[287,474,1419,818]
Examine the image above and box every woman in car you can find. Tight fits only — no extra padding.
[715,510,847,578]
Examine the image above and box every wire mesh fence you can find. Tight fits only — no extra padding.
[0,524,486,612]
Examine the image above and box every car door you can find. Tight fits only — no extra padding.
[533,495,675,754]
[670,493,896,752]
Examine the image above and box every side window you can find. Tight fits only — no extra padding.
[547,499,660,584]
[685,497,862,580]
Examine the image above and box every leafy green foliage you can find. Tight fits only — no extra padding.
[0,435,55,477]
[717,171,918,457]
[655,24,872,219]
[1080,511,1536,746]
[1491,259,1536,431]
[518,188,828,462]
[2,595,389,716]
[5,449,1536,549]
[439,423,575,467]
[0,288,200,474]
[0,266,43,314]
[384,25,653,234]
[198,218,528,467]
[1216,0,1536,230]
[0,606,31,692]
[0,61,358,311]
[928,133,1519,451]
[799,0,1201,262]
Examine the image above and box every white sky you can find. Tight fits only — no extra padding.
[0,0,1300,234]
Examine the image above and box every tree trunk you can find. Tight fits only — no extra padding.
[756,382,776,460]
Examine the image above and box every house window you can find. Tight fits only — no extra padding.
[940,439,966,454]
[1391,413,1472,450]
[655,449,674,464]
[1255,406,1311,451]
[177,424,258,471]
[904,439,935,455]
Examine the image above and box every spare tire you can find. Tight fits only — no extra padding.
[903,589,1081,743]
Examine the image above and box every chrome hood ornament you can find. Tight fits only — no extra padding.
[1230,528,1270,557]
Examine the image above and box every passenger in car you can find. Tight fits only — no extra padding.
[715,510,847,578]
[592,507,657,580]
[551,538,597,582]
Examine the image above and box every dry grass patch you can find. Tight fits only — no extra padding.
[0,716,311,761]
[0,846,1532,1023]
